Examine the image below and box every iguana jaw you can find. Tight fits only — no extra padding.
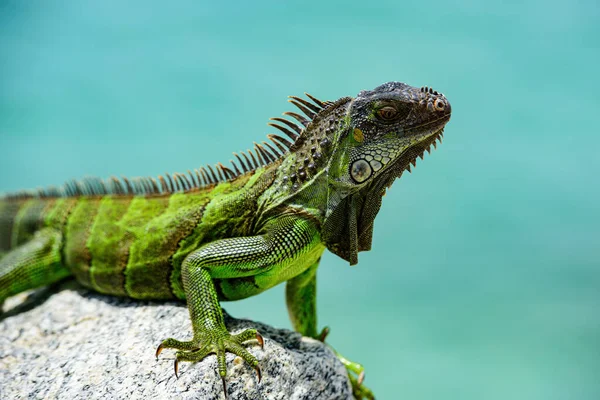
[388,112,451,179]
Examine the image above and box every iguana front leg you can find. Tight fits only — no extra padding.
[286,262,375,400]
[156,216,322,398]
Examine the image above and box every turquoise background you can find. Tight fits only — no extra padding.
[1,1,598,398]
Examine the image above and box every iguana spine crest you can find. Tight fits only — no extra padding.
[3,93,342,200]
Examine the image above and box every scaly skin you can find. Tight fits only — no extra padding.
[0,82,451,399]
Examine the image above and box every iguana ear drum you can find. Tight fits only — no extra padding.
[350,159,372,183]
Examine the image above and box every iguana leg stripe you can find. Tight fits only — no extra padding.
[0,200,24,252]
[44,198,78,271]
[125,193,209,299]
[11,199,49,248]
[116,196,171,296]
[64,198,102,288]
[88,197,132,295]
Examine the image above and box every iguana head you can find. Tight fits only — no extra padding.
[321,81,452,264]
[328,81,451,191]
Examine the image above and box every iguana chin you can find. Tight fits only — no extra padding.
[0,81,451,399]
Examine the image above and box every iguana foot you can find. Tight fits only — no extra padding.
[156,328,264,398]
[336,352,375,399]
[348,371,375,400]
[312,328,375,399]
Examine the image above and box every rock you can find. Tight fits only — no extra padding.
[0,281,352,400]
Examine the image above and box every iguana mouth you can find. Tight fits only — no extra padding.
[383,126,446,189]
[404,113,451,136]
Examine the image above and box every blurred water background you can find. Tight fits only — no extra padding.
[1,1,598,398]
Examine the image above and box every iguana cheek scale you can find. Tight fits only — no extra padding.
[0,82,451,399]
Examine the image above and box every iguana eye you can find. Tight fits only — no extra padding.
[350,159,372,183]
[434,99,445,111]
[377,106,398,121]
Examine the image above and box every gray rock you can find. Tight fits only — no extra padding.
[0,282,352,400]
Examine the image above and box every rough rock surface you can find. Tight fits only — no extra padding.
[0,281,352,400]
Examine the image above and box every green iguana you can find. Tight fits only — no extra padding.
[0,82,451,399]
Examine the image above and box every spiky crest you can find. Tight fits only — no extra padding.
[2,93,341,200]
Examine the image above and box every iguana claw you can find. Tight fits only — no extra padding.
[256,332,264,349]
[358,370,365,385]
[155,343,164,360]
[255,365,262,382]
[317,326,330,342]
[156,327,262,398]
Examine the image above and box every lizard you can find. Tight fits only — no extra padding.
[0,81,451,399]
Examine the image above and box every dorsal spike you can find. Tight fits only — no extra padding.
[169,175,179,191]
[234,152,249,173]
[219,163,236,179]
[283,111,309,127]
[98,179,108,194]
[217,162,234,180]
[180,173,192,190]
[200,167,212,184]
[132,178,142,194]
[262,140,281,158]
[222,165,234,180]
[230,159,241,176]
[145,178,155,194]
[126,178,137,194]
[158,175,169,192]
[83,179,94,196]
[288,99,317,119]
[76,180,86,196]
[253,143,268,165]
[132,178,143,194]
[257,142,276,163]
[66,180,74,196]
[304,92,326,108]
[110,177,123,195]
[164,174,174,192]
[270,117,302,134]
[143,178,153,194]
[289,95,321,114]
[194,169,202,187]
[207,165,219,183]
[122,177,134,195]
[150,177,160,194]
[215,164,226,181]
[187,170,198,188]
[168,174,177,191]
[247,149,259,169]
[268,122,299,141]
[267,134,290,153]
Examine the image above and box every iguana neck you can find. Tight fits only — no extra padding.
[258,98,352,217]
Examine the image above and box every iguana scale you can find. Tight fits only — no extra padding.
[0,82,451,399]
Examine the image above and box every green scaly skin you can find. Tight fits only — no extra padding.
[0,82,451,399]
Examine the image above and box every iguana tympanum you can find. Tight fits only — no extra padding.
[0,82,451,399]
